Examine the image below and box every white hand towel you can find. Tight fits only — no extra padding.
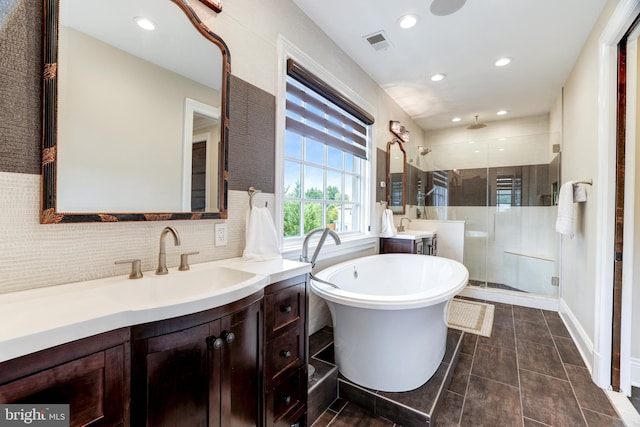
[380,209,397,238]
[573,183,587,202]
[242,207,282,261]
[555,181,576,238]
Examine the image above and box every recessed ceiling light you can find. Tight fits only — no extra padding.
[452,117,461,122]
[474,150,480,153]
[430,73,446,82]
[499,148,505,151]
[495,57,511,67]
[134,17,156,31]
[398,14,419,29]
[496,110,508,115]
[468,140,476,144]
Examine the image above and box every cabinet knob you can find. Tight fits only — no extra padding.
[221,331,235,344]
[207,336,223,349]
[283,395,292,406]
[280,305,292,314]
[280,350,292,358]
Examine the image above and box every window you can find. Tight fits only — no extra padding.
[496,175,521,209]
[282,60,373,239]
[432,170,449,207]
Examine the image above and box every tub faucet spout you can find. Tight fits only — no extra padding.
[156,226,181,275]
[300,227,341,268]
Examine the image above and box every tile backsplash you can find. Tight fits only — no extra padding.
[0,171,273,294]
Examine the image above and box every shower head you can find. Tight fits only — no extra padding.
[466,115,487,130]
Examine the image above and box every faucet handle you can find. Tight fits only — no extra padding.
[179,251,200,271]
[115,259,143,279]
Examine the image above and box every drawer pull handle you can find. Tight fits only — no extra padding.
[221,331,235,344]
[280,305,292,314]
[207,336,223,349]
[283,395,292,405]
[280,350,292,358]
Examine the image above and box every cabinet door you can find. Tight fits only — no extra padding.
[0,345,126,427]
[132,322,219,427]
[221,299,261,427]
[380,238,415,254]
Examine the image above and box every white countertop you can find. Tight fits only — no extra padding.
[0,257,310,363]
[381,230,435,240]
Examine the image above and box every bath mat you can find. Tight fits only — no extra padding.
[446,298,494,337]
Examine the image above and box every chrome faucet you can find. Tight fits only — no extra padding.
[398,217,412,232]
[300,227,341,268]
[156,226,181,275]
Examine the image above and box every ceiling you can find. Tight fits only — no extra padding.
[291,0,608,130]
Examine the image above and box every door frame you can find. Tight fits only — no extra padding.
[593,0,640,393]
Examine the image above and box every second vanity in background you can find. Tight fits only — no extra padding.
[380,219,465,262]
[379,231,437,255]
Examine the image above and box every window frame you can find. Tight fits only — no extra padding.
[276,38,376,256]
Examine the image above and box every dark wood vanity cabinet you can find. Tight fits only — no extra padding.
[0,277,311,427]
[380,237,421,254]
[130,292,262,427]
[0,328,130,427]
[263,275,308,426]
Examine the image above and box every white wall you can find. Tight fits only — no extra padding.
[555,0,619,366]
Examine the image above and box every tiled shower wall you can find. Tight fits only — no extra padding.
[0,0,277,294]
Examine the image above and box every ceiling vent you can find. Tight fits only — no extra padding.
[363,31,392,51]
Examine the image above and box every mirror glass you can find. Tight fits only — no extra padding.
[386,140,406,214]
[42,0,229,222]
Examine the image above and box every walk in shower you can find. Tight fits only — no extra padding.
[414,132,561,298]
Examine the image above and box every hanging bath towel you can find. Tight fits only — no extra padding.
[555,181,577,238]
[380,209,397,237]
[243,207,282,261]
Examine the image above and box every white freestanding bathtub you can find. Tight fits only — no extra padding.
[310,253,468,392]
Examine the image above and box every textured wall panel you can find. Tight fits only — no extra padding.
[0,171,276,294]
[0,0,42,174]
[228,74,276,193]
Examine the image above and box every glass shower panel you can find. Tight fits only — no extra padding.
[423,133,560,298]
[423,140,490,287]
[488,134,560,296]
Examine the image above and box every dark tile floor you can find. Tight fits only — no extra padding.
[631,387,640,414]
[311,299,627,426]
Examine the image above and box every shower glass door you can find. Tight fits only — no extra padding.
[424,132,560,298]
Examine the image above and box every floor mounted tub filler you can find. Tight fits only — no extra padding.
[310,253,469,392]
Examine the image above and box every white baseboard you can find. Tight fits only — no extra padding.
[558,298,594,375]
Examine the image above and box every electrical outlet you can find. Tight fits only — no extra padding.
[214,223,227,246]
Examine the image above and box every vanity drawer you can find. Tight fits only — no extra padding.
[270,369,304,424]
[266,327,303,382]
[265,283,304,337]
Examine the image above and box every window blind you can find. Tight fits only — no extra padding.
[285,59,372,159]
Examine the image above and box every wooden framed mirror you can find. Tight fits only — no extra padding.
[41,0,230,223]
[386,139,406,214]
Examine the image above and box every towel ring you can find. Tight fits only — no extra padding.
[248,186,267,210]
[574,179,593,186]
